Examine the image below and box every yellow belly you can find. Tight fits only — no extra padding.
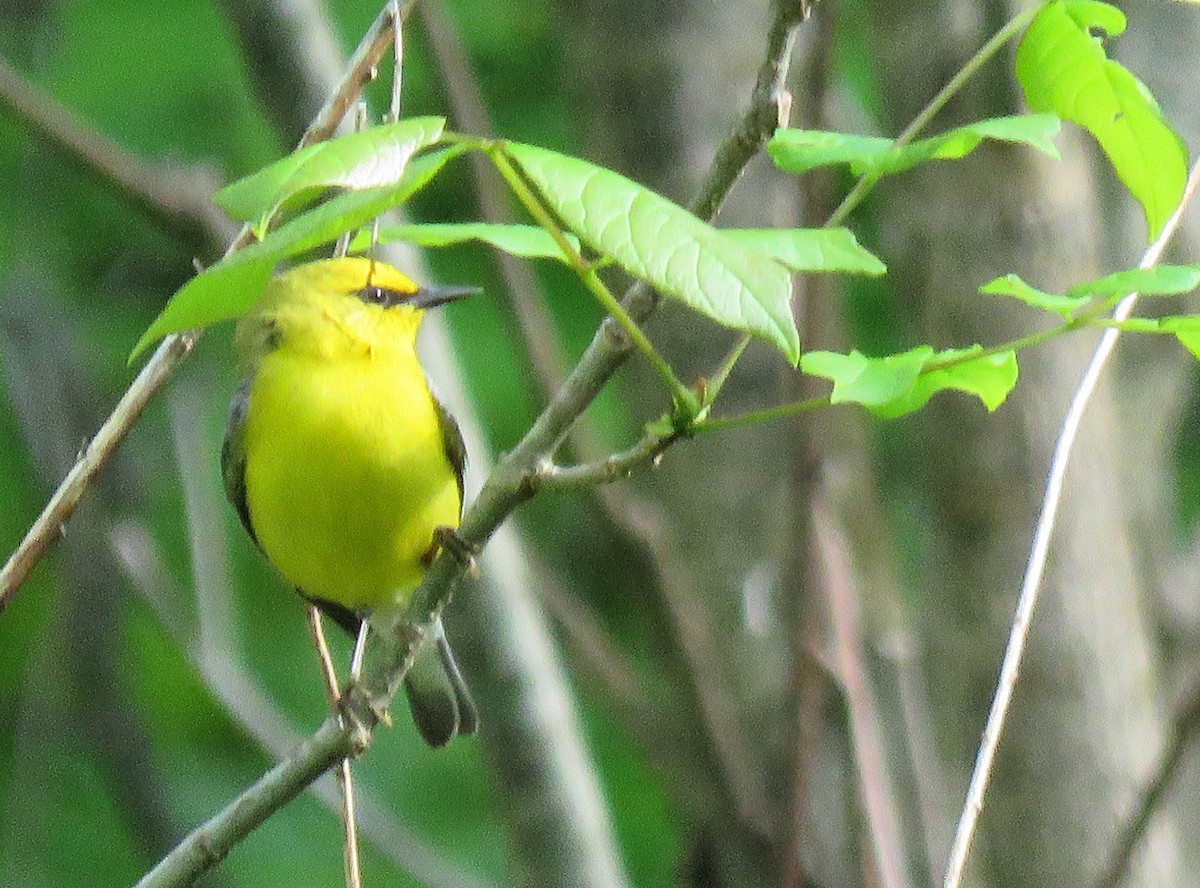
[242,348,460,612]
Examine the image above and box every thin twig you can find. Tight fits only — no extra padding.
[307,608,363,888]
[533,430,679,491]
[941,158,1200,888]
[0,1,411,612]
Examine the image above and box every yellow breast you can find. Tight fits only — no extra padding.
[240,296,460,612]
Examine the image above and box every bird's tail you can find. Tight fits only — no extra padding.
[403,616,478,747]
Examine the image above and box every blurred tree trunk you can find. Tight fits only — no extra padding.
[864,0,1186,885]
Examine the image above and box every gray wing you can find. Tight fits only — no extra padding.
[221,378,257,546]
[432,394,467,512]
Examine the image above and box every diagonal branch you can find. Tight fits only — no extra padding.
[140,0,817,879]
[0,1,414,612]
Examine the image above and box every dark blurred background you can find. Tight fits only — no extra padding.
[2,1,1200,887]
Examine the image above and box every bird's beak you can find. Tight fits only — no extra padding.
[411,283,482,310]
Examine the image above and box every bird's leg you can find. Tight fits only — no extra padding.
[349,619,370,682]
[306,605,364,886]
[424,526,481,575]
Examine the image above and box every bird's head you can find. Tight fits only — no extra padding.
[241,257,479,363]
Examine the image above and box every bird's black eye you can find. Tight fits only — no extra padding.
[358,285,394,306]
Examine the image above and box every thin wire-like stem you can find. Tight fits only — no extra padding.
[826,2,1047,230]
[306,608,363,888]
[307,606,343,702]
[487,146,698,413]
[941,157,1200,888]
[696,396,829,433]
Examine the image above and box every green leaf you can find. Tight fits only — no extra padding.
[1162,316,1200,360]
[130,256,276,360]
[801,348,932,408]
[878,347,1019,418]
[767,113,1061,177]
[1067,264,1200,299]
[504,141,799,364]
[1121,315,1200,360]
[1016,1,1188,241]
[131,146,464,360]
[214,117,446,226]
[801,346,1019,417]
[981,265,1200,324]
[980,274,1090,319]
[351,222,580,260]
[722,228,886,275]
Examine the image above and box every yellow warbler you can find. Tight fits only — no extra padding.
[222,256,478,746]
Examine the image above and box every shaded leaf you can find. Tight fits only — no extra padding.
[504,141,799,364]
[1016,1,1188,241]
[768,113,1061,177]
[722,228,886,275]
[352,222,580,260]
[215,117,446,227]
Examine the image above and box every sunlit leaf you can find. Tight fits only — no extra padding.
[979,274,1090,318]
[768,113,1061,177]
[801,348,932,408]
[214,117,446,227]
[1165,317,1200,361]
[1016,0,1188,241]
[982,265,1200,324]
[351,222,580,260]
[1067,264,1200,299]
[130,256,276,360]
[131,147,463,360]
[722,228,886,275]
[504,141,799,364]
[876,347,1018,418]
[801,345,1018,417]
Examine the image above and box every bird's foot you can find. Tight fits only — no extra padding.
[426,526,481,575]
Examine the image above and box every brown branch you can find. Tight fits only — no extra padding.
[0,55,234,250]
[815,499,912,888]
[0,1,413,613]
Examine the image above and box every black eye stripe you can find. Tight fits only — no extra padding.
[355,286,407,307]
